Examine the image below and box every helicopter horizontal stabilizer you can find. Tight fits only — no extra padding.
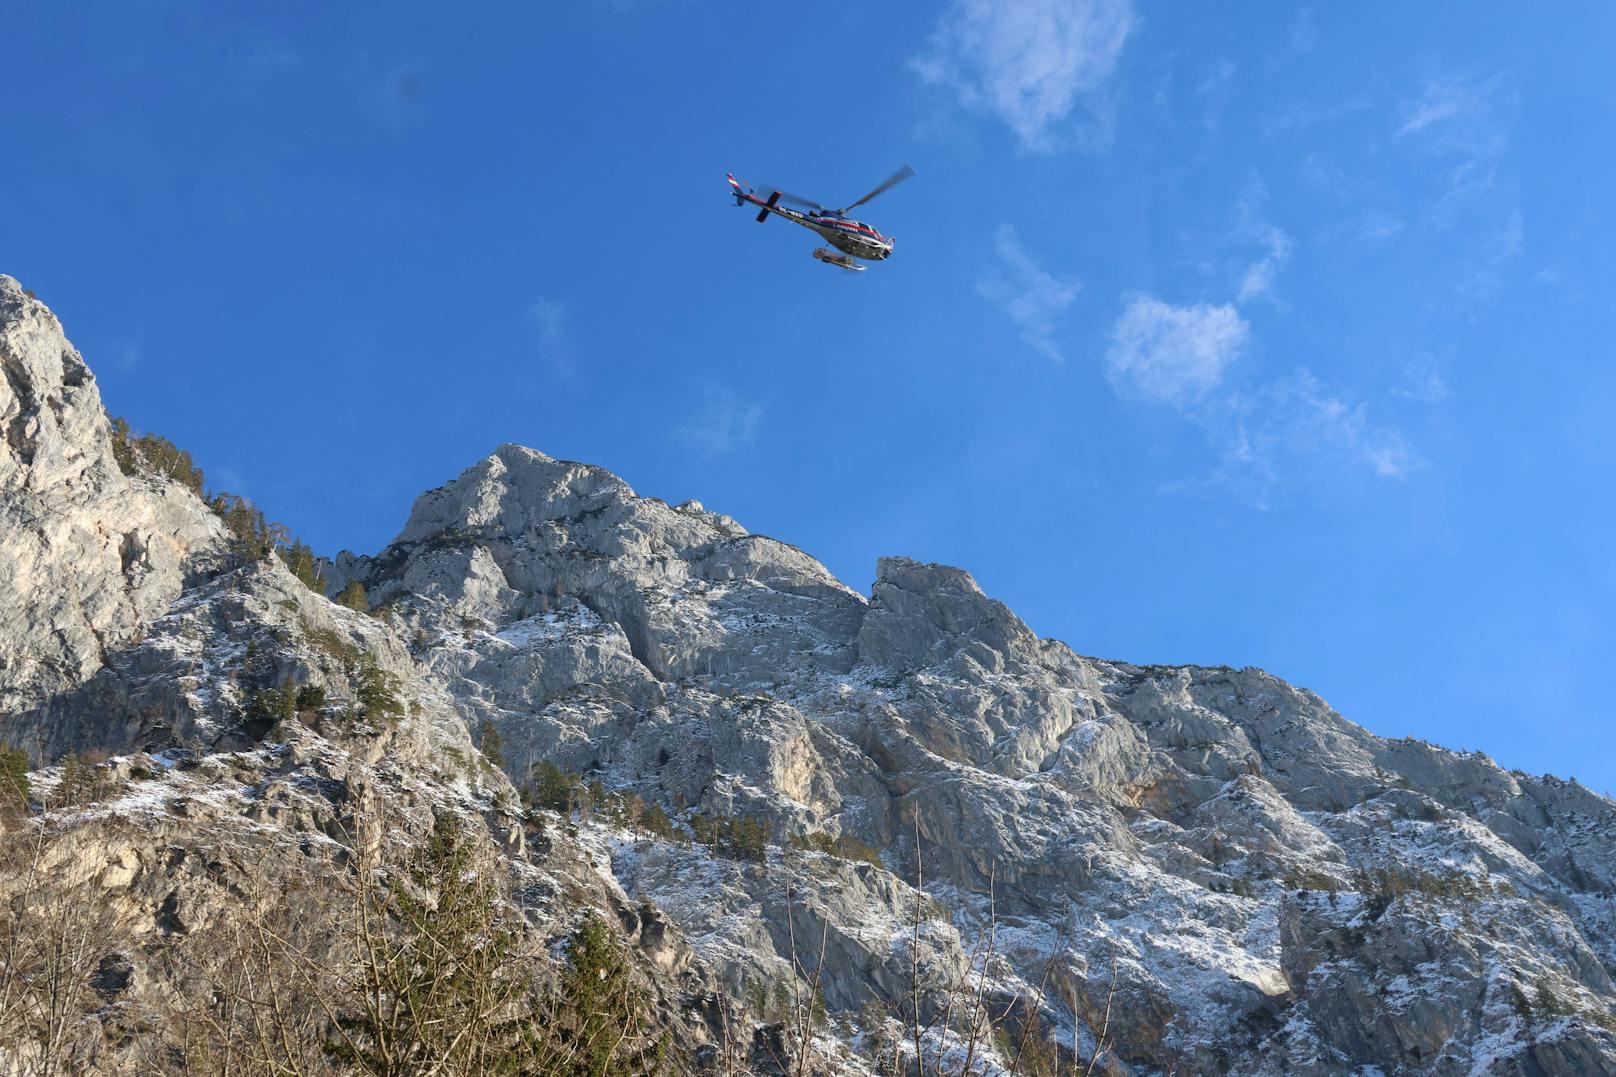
[755,190,780,223]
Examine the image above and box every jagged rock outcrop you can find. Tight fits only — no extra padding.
[3,279,1614,1075]
[0,276,227,719]
[0,284,788,1076]
[315,435,1616,1076]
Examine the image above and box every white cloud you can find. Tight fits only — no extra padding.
[680,386,762,458]
[1106,297,1247,406]
[1397,76,1489,136]
[1272,371,1415,479]
[1236,237,1289,302]
[528,298,574,375]
[234,29,302,83]
[1393,353,1452,403]
[913,0,1136,151]
[1287,9,1317,56]
[1396,72,1523,301]
[1396,72,1515,222]
[1232,180,1292,302]
[1198,60,1234,97]
[1460,210,1524,300]
[1348,209,1404,244]
[976,224,1083,361]
[1103,296,1413,502]
[1197,59,1236,132]
[1199,372,1416,504]
[212,467,249,497]
[114,334,144,372]
[1100,181,1421,502]
[1262,93,1372,138]
[1236,224,1292,303]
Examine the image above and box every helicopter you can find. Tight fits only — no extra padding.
[726,166,915,272]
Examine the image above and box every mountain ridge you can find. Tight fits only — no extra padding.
[2,273,1613,1075]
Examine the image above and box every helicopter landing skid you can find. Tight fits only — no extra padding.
[812,247,865,272]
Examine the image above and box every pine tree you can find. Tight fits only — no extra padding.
[209,492,282,560]
[109,417,138,476]
[330,813,533,1075]
[337,579,369,613]
[355,662,403,722]
[638,802,672,840]
[723,815,768,862]
[530,761,584,814]
[479,719,504,768]
[553,915,665,1075]
[279,539,328,592]
[249,678,298,725]
[296,683,327,712]
[0,747,29,824]
[56,753,113,807]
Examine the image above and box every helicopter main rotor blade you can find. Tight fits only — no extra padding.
[841,165,915,213]
[763,186,826,212]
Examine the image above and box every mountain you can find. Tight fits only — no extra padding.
[2,273,1613,1076]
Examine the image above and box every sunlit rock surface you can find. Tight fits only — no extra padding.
[3,278,1613,1075]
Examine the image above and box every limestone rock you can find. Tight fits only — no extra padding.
[3,280,1614,1076]
[0,276,227,719]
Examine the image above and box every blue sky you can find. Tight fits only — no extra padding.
[6,3,1614,793]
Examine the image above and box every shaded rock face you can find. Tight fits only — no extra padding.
[2,280,1615,1076]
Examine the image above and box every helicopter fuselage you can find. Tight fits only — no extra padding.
[728,176,894,262]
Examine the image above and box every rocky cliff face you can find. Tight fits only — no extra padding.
[2,275,1613,1075]
[0,279,227,721]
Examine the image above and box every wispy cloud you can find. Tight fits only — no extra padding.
[1346,208,1405,244]
[231,27,302,84]
[1196,371,1416,505]
[212,467,249,497]
[912,0,1136,151]
[1397,76,1492,136]
[195,21,302,94]
[1461,210,1524,301]
[1296,150,1407,253]
[1266,370,1415,479]
[976,224,1083,361]
[1106,297,1248,406]
[1197,60,1235,97]
[528,298,574,375]
[1233,182,1292,303]
[1393,352,1452,403]
[1395,71,1516,223]
[1104,293,1415,501]
[1262,93,1372,138]
[1197,59,1236,132]
[361,64,428,130]
[1286,9,1317,57]
[1394,71,1523,302]
[113,333,144,372]
[1236,234,1290,302]
[680,386,762,458]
